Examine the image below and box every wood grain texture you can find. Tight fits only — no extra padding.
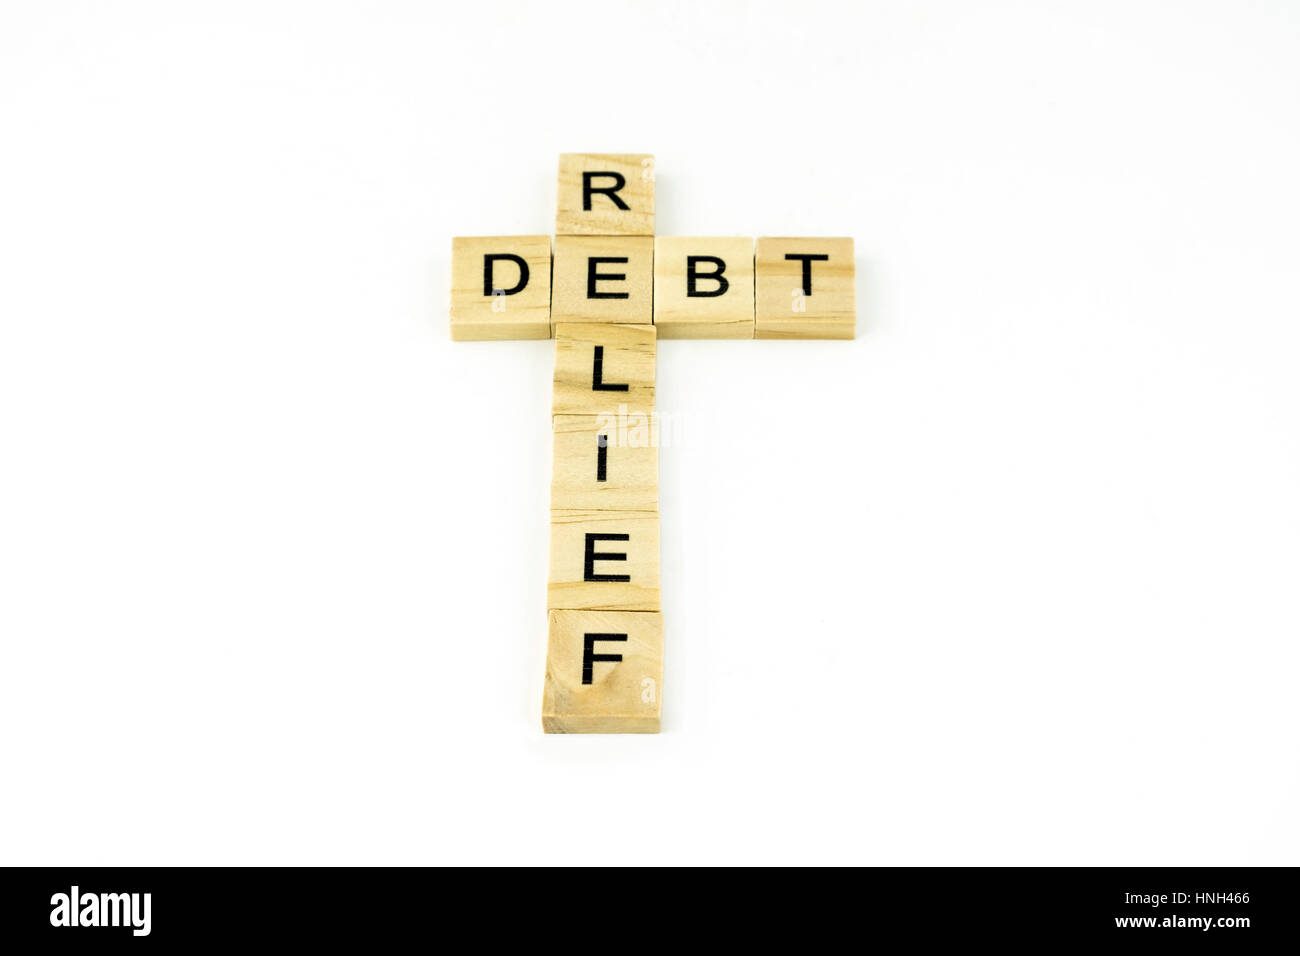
[653,236,755,338]
[555,153,655,236]
[548,510,660,611]
[552,413,659,513]
[542,609,662,733]
[552,235,653,327]
[449,235,552,340]
[552,322,655,416]
[755,237,856,339]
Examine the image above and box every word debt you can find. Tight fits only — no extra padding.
[451,235,855,341]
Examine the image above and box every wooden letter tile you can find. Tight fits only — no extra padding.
[548,511,660,611]
[555,153,655,236]
[552,413,659,513]
[449,235,552,341]
[552,322,655,416]
[755,237,856,339]
[542,609,663,733]
[552,235,653,326]
[653,236,755,339]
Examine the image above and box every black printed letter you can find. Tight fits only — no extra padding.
[582,172,630,211]
[587,257,629,299]
[482,254,529,296]
[686,255,729,297]
[584,533,630,582]
[592,346,629,391]
[582,633,627,684]
[785,253,829,296]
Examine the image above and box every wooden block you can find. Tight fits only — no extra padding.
[552,236,653,327]
[555,153,655,236]
[548,510,660,611]
[449,236,552,340]
[542,609,663,733]
[552,413,659,512]
[653,236,755,339]
[552,323,655,417]
[754,237,856,340]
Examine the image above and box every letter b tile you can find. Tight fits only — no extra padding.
[555,153,655,236]
[653,236,755,338]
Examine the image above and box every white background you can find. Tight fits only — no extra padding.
[2,1,1297,866]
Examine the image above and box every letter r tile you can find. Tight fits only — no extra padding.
[555,153,655,236]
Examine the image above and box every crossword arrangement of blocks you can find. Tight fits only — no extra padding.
[450,153,856,733]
